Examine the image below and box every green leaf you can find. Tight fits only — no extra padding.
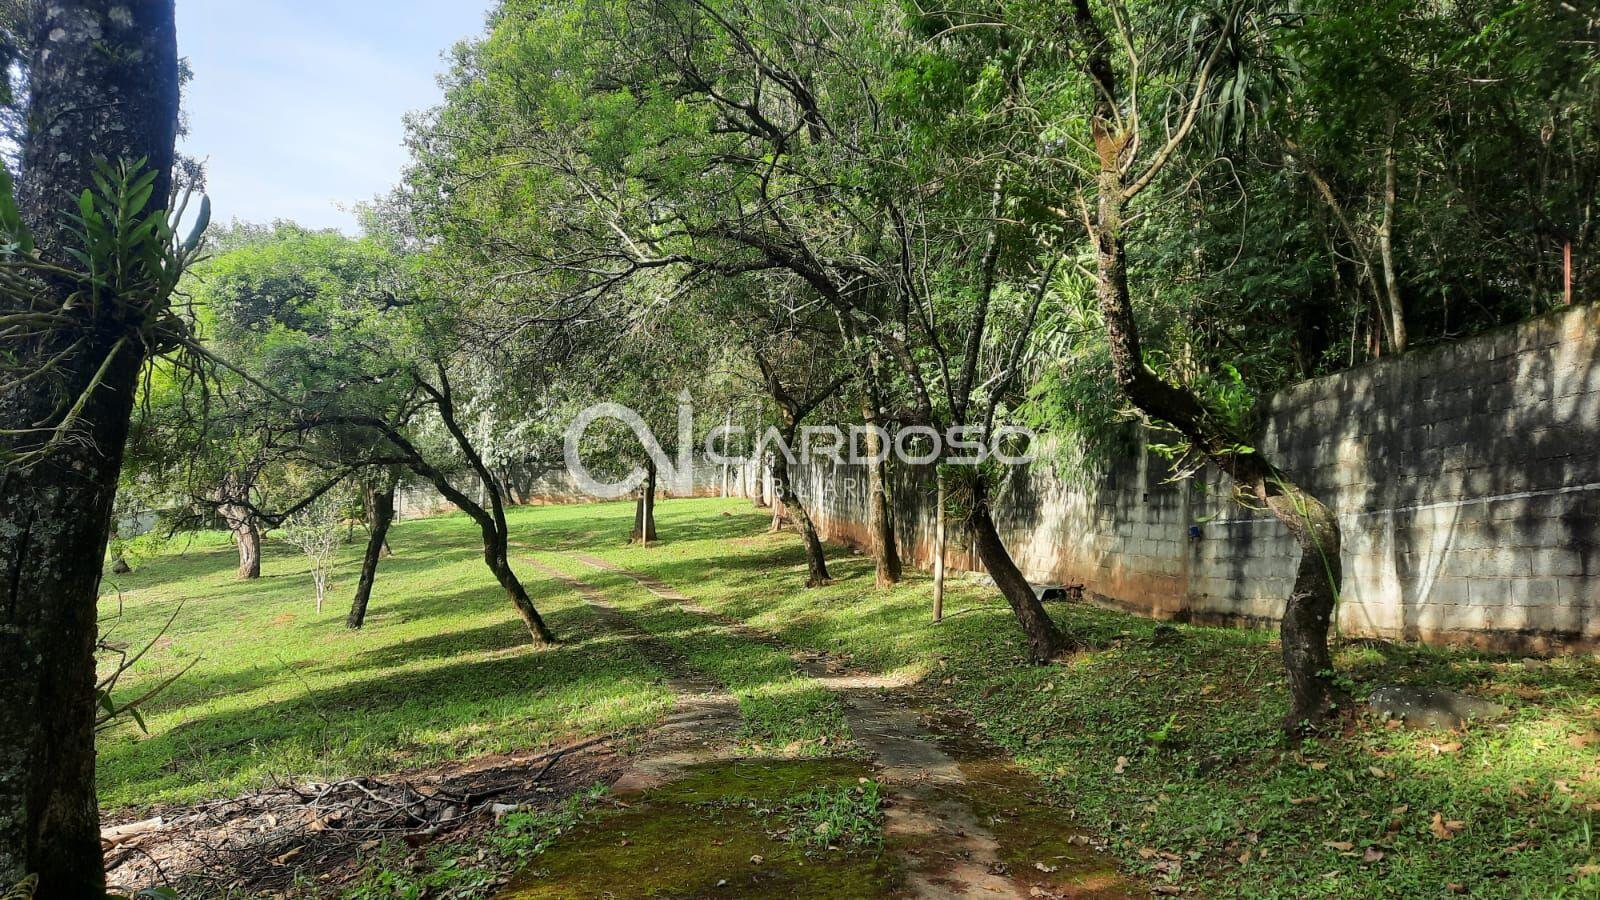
[182,195,211,254]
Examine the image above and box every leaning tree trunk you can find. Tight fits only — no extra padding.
[630,459,658,545]
[1267,483,1343,728]
[771,455,830,586]
[967,484,1063,662]
[1087,138,1344,730]
[347,474,398,629]
[443,481,554,645]
[487,543,556,642]
[0,2,180,895]
[861,391,901,588]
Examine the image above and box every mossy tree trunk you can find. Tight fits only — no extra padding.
[0,2,181,895]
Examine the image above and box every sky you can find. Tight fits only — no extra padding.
[177,0,494,234]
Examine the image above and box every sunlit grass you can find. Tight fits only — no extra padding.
[515,497,1600,898]
[96,514,676,811]
[99,497,1600,895]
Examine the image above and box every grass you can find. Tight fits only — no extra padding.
[778,779,885,853]
[96,515,676,811]
[101,497,1600,897]
[525,551,852,754]
[513,497,1600,899]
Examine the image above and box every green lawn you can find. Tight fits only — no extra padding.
[102,497,1600,897]
[96,515,677,811]
[515,498,1600,899]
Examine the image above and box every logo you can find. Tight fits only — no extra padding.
[563,391,1036,498]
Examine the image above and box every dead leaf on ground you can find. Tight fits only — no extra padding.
[1325,841,1354,852]
[1430,812,1465,840]
[1363,847,1385,863]
[1429,741,1463,755]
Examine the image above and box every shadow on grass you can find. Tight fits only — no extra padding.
[98,617,672,810]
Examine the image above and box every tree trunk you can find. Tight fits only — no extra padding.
[233,517,262,579]
[108,519,132,575]
[218,474,262,580]
[861,392,901,588]
[420,371,557,645]
[348,474,398,629]
[490,549,556,642]
[0,3,180,894]
[1086,109,1343,731]
[967,487,1062,662]
[752,455,769,508]
[630,459,658,545]
[1270,485,1344,729]
[1378,132,1408,353]
[771,456,830,586]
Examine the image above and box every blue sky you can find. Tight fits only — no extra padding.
[178,1,493,234]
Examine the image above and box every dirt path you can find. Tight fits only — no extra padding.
[568,553,1137,900]
[518,556,742,791]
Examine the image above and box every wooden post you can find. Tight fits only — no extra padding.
[721,408,732,498]
[1565,240,1574,307]
[933,468,946,623]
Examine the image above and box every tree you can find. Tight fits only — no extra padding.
[278,489,346,613]
[348,467,400,628]
[418,0,1068,659]
[950,0,1347,729]
[749,319,851,587]
[182,222,563,644]
[0,2,189,894]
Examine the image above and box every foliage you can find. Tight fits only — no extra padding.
[0,159,208,469]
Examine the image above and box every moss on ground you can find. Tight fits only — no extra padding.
[500,759,900,899]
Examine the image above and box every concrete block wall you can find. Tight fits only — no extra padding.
[790,304,1600,654]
